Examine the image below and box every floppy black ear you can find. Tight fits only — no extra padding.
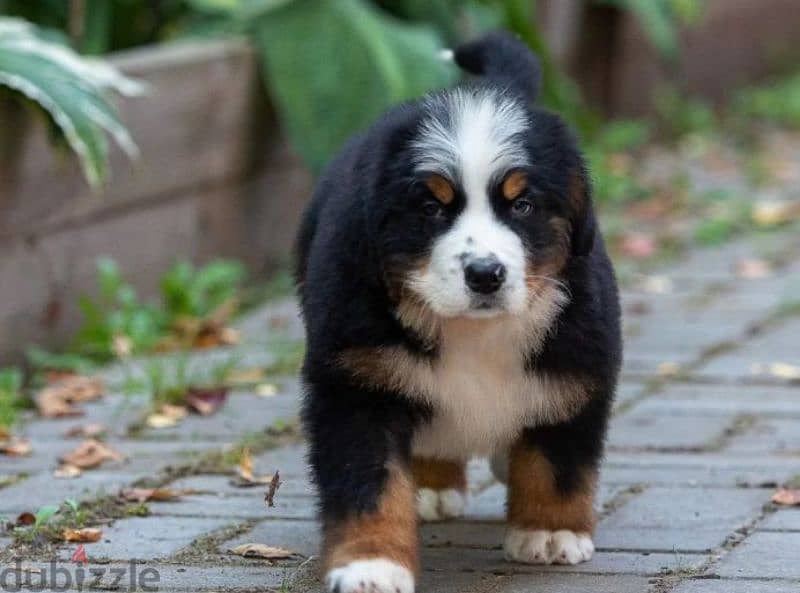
[569,170,596,257]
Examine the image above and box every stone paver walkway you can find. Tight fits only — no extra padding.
[2,234,800,592]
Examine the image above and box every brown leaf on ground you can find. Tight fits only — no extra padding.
[228,543,295,560]
[53,464,82,479]
[620,233,657,259]
[255,383,278,397]
[119,487,189,503]
[232,448,278,487]
[264,471,281,508]
[735,258,773,279]
[36,376,104,418]
[225,367,265,385]
[0,436,32,456]
[752,362,800,381]
[64,422,108,439]
[186,387,228,416]
[772,488,800,506]
[752,199,800,227]
[15,512,35,526]
[63,527,102,543]
[145,404,188,429]
[59,439,124,469]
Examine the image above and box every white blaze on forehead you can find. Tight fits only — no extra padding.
[409,89,530,318]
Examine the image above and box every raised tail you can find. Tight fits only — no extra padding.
[452,31,541,102]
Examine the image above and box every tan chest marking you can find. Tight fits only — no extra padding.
[339,286,590,458]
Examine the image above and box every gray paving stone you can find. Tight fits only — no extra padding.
[760,509,800,531]
[672,578,800,593]
[716,532,800,578]
[614,382,648,411]
[600,464,790,489]
[136,390,300,441]
[55,516,233,561]
[148,491,317,520]
[601,487,768,533]
[605,452,800,474]
[607,409,735,451]
[421,546,707,576]
[168,472,316,498]
[422,521,505,549]
[252,444,308,474]
[634,384,800,417]
[726,418,800,454]
[697,318,800,382]
[496,573,653,593]
[224,518,319,558]
[0,470,144,514]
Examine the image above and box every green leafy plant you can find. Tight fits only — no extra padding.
[161,259,246,319]
[74,257,165,361]
[584,119,651,205]
[0,367,24,430]
[72,257,248,362]
[734,72,800,129]
[235,0,457,171]
[0,17,144,186]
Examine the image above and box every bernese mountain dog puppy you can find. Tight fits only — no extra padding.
[295,31,621,593]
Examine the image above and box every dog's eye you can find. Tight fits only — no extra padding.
[511,198,533,216]
[422,200,444,218]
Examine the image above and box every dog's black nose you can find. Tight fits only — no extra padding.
[464,258,506,294]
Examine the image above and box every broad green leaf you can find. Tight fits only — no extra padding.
[252,0,457,171]
[34,505,59,528]
[0,17,144,186]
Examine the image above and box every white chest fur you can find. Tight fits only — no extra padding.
[408,289,573,460]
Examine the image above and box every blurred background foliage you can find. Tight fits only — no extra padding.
[0,0,703,175]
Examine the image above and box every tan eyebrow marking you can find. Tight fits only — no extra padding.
[502,170,528,200]
[425,174,455,204]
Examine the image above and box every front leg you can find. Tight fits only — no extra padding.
[411,457,467,522]
[504,398,607,565]
[306,386,421,593]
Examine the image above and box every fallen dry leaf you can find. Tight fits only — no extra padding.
[638,275,673,295]
[186,387,228,416]
[657,362,681,377]
[36,376,104,418]
[735,258,773,279]
[264,471,281,508]
[65,422,107,439]
[119,487,187,503]
[752,199,800,227]
[63,527,102,543]
[145,404,188,429]
[228,543,295,560]
[59,439,124,469]
[255,383,278,398]
[54,464,83,479]
[15,512,35,526]
[772,488,800,506]
[232,448,277,487]
[226,367,265,385]
[620,233,657,259]
[112,333,133,359]
[0,436,32,456]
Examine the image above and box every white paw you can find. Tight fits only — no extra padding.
[416,487,466,522]
[504,528,594,565]
[326,558,414,593]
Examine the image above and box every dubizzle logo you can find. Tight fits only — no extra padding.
[0,548,159,592]
[71,544,87,565]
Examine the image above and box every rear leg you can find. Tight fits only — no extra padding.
[411,457,467,521]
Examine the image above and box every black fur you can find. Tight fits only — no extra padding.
[296,30,621,547]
